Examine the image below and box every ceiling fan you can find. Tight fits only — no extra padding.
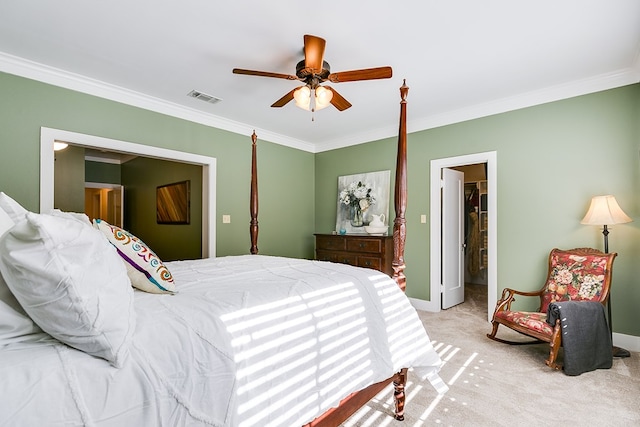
[232,34,392,112]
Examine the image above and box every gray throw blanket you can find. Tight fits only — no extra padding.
[546,301,612,376]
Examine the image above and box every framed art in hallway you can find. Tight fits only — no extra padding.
[157,180,190,224]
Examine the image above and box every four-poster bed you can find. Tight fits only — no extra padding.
[249,81,420,425]
[0,81,445,426]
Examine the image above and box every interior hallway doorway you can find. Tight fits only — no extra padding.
[430,151,497,322]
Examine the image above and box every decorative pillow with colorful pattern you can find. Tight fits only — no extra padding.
[540,250,607,313]
[93,219,176,294]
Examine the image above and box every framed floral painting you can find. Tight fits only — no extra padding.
[336,170,390,234]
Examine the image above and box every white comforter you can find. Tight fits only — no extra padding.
[0,255,445,426]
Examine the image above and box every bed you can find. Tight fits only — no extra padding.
[0,81,446,426]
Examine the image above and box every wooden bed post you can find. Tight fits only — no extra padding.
[392,80,409,292]
[250,131,259,254]
[393,368,408,421]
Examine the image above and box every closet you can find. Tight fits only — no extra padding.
[454,164,488,286]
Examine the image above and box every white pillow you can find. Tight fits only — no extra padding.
[49,208,93,227]
[0,211,136,367]
[0,193,44,345]
[93,219,176,294]
[0,191,28,223]
[0,206,13,238]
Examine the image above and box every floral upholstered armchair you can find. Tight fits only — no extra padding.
[487,248,616,370]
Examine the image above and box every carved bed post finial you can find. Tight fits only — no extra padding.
[392,80,409,291]
[250,130,259,254]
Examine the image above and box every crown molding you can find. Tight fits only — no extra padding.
[0,52,315,153]
[313,66,640,153]
[2,51,638,155]
[633,43,640,81]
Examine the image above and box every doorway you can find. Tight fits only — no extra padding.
[85,183,124,228]
[39,127,217,258]
[454,164,488,288]
[430,151,497,322]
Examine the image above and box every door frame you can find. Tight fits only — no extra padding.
[40,127,217,258]
[429,151,497,322]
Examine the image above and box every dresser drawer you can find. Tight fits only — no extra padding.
[347,238,382,254]
[316,250,338,263]
[314,234,393,277]
[357,256,382,270]
[316,250,358,267]
[315,235,346,251]
[336,253,357,266]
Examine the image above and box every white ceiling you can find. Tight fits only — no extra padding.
[1,1,639,153]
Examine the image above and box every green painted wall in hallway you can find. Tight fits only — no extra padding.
[121,156,203,261]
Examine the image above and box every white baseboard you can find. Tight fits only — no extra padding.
[614,332,640,353]
[409,297,438,313]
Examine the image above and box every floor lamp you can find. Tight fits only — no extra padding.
[581,195,632,358]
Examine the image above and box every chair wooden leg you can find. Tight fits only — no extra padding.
[486,321,500,340]
[545,320,562,370]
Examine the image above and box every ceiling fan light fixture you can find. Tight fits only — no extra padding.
[234,35,391,112]
[314,86,333,111]
[294,86,311,110]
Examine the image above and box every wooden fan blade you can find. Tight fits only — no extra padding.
[325,86,352,111]
[233,68,298,80]
[327,66,393,83]
[303,35,326,73]
[271,88,297,108]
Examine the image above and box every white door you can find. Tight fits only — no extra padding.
[441,168,465,309]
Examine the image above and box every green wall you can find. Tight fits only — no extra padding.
[86,160,121,184]
[0,71,315,259]
[316,83,640,337]
[0,69,637,338]
[53,145,86,212]
[122,157,202,261]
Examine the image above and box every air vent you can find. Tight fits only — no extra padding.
[187,90,222,104]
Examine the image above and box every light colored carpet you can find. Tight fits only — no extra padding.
[342,284,640,426]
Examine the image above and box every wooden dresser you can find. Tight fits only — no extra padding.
[314,233,393,276]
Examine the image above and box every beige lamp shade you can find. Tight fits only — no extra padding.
[581,195,632,225]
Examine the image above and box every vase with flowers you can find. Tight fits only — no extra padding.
[339,181,375,227]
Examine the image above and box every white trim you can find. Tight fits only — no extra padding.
[428,152,497,321]
[84,182,122,189]
[40,127,217,258]
[614,332,640,353]
[0,52,313,153]
[2,52,638,154]
[408,297,434,313]
[84,155,122,165]
[313,68,640,152]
